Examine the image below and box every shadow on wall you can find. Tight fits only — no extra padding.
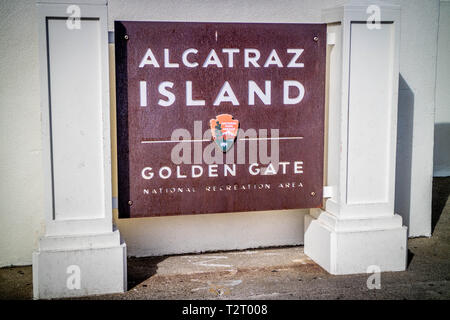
[433,123,450,177]
[395,74,414,235]
[432,177,450,234]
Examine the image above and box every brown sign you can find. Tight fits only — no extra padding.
[115,21,325,218]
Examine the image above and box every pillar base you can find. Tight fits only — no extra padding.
[304,209,407,275]
[32,230,127,299]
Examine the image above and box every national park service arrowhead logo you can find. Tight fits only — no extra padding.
[210,114,239,152]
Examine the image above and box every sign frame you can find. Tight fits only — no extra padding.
[115,21,326,218]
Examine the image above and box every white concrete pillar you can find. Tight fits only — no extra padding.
[304,1,408,275]
[32,0,127,299]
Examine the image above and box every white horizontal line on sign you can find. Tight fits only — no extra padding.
[239,137,304,141]
[141,139,210,144]
[141,137,303,144]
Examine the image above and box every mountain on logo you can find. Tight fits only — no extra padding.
[209,114,240,152]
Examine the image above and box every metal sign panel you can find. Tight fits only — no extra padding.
[115,21,325,218]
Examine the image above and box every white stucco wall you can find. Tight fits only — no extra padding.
[0,0,45,267]
[433,0,450,177]
[394,0,440,237]
[0,0,441,266]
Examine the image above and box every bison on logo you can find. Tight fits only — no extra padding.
[209,114,240,152]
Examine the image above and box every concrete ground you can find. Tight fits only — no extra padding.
[1,177,449,300]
